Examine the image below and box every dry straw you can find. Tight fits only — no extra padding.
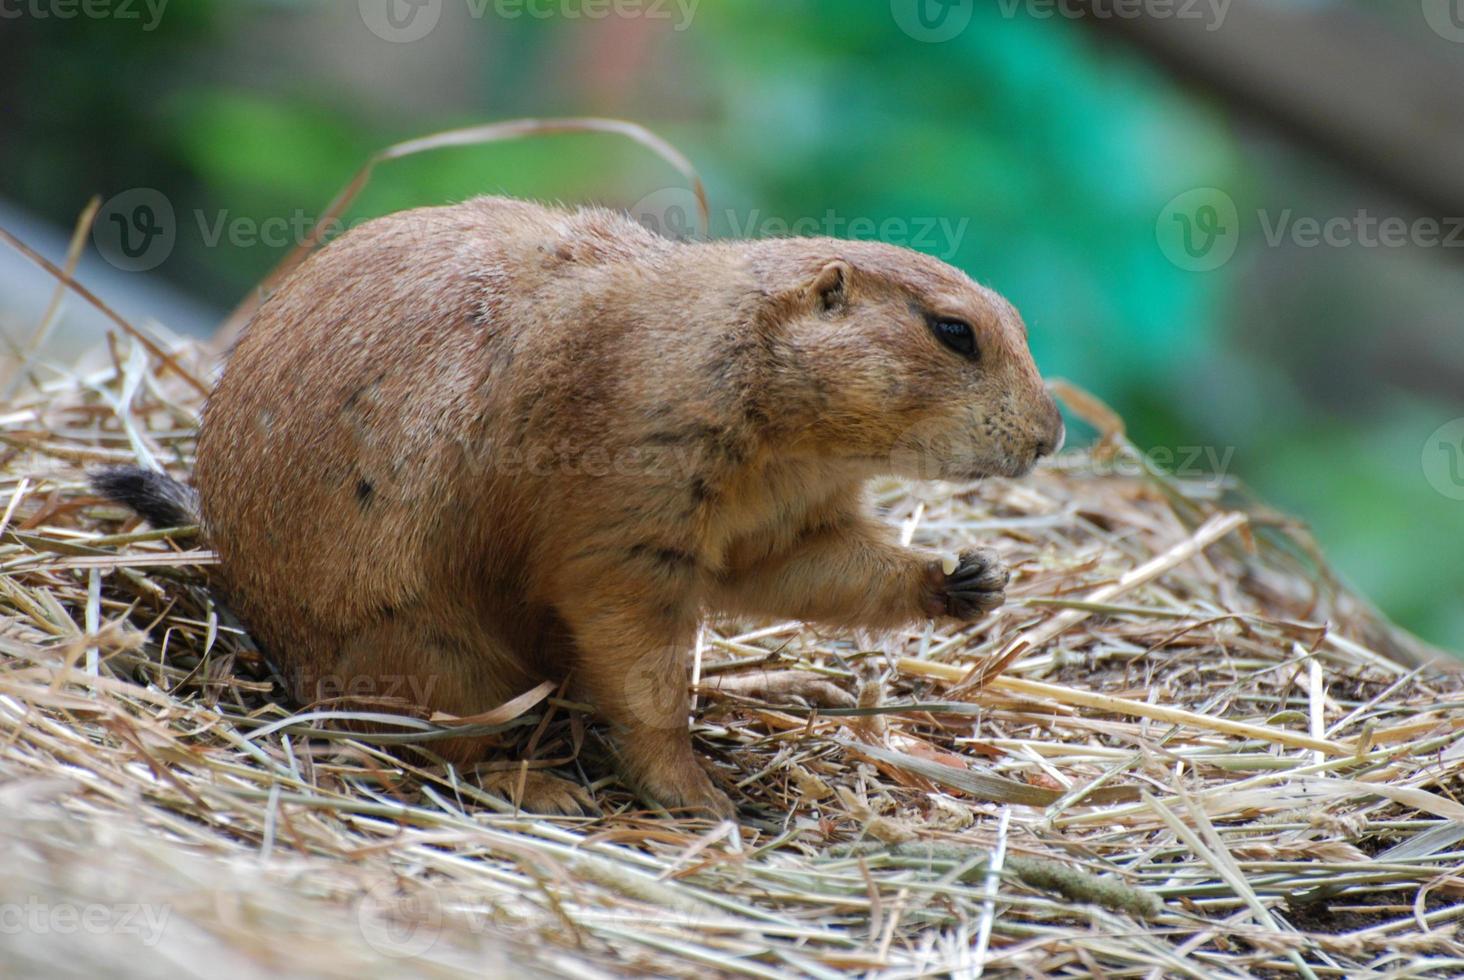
[3,120,1464,978]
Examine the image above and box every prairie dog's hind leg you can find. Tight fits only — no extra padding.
[307,612,593,814]
[556,596,735,819]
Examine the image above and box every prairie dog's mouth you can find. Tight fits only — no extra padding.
[839,444,1037,483]
[952,452,1039,482]
[998,455,1038,479]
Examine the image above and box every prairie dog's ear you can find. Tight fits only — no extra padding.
[808,259,851,313]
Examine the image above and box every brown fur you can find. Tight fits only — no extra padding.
[190,196,1062,817]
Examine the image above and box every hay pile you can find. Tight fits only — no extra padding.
[4,324,1464,979]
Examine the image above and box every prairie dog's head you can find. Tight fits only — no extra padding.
[753,238,1063,481]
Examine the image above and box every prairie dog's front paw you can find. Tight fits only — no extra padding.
[922,548,1009,620]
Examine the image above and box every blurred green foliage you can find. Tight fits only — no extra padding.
[1,0,1459,647]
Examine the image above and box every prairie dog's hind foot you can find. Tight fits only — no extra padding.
[478,769,599,816]
[615,730,737,820]
[637,763,737,821]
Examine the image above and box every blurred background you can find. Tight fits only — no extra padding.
[1,0,1461,647]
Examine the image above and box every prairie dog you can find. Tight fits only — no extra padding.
[96,196,1063,818]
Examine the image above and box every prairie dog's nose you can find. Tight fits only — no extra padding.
[1033,401,1065,460]
[1046,421,1067,457]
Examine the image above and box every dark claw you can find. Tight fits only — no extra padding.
[926,548,1009,621]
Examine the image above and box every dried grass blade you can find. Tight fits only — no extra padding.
[963,511,1249,689]
[0,225,209,396]
[903,659,1355,757]
[213,117,709,349]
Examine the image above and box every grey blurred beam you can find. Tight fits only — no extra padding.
[0,199,218,366]
[1068,0,1464,218]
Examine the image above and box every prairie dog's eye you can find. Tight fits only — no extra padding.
[929,317,978,359]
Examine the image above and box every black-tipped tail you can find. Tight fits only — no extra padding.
[91,466,200,528]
